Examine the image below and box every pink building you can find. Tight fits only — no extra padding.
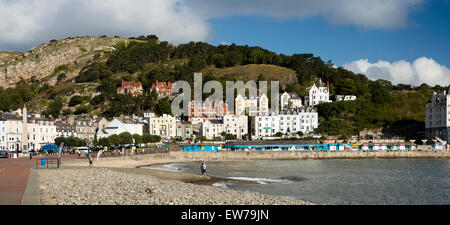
[188,100,227,124]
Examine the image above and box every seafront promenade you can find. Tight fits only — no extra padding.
[3,149,450,205]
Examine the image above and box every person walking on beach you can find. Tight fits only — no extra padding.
[201,162,207,176]
[88,154,93,167]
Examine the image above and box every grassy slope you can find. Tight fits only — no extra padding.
[0,51,24,61]
[202,64,299,88]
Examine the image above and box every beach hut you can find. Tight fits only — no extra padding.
[361,144,369,151]
[184,145,219,152]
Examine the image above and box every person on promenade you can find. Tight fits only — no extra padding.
[201,162,207,176]
[88,154,93,167]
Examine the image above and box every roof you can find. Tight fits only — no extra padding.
[121,80,143,88]
[178,121,193,125]
[150,80,175,91]
[2,113,21,121]
[35,117,52,122]
[93,117,105,123]
[208,120,224,125]
[225,140,320,146]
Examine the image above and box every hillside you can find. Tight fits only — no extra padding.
[0,36,129,88]
[0,36,440,137]
[0,51,24,62]
[202,64,299,89]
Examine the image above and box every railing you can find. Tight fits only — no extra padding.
[36,157,61,169]
[76,148,169,160]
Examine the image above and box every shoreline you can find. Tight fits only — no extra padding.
[63,150,450,168]
[42,150,449,205]
[60,150,450,186]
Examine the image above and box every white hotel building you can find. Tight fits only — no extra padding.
[255,112,280,138]
[425,87,450,142]
[305,79,332,107]
[0,109,57,153]
[223,115,248,139]
[255,108,319,139]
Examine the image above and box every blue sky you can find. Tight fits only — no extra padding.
[0,0,449,85]
[208,0,450,68]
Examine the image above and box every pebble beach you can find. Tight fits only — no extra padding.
[38,150,450,205]
[38,168,312,205]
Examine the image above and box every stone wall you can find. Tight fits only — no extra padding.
[155,150,450,161]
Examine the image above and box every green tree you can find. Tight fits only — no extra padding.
[199,136,207,143]
[142,134,152,144]
[119,132,134,145]
[69,95,83,107]
[156,98,172,116]
[74,105,92,115]
[47,98,64,118]
[133,134,143,145]
[108,135,121,146]
[151,135,162,143]
[225,134,236,140]
[0,91,11,111]
[98,138,110,147]
[54,137,66,147]
[335,78,357,95]
[57,73,67,83]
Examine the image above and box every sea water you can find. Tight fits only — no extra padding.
[167,159,450,205]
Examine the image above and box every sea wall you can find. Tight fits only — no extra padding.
[160,150,450,161]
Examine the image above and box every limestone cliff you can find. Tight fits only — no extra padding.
[0,36,126,88]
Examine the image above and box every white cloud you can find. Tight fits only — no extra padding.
[343,57,450,86]
[0,0,425,51]
[0,0,210,50]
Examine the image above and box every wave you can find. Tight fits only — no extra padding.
[143,163,184,172]
[212,182,228,189]
[226,177,295,184]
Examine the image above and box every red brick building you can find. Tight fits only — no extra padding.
[117,81,144,96]
[150,80,175,98]
[188,99,227,124]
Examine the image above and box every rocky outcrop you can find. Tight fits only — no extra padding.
[0,36,125,88]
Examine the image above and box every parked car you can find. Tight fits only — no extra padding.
[74,147,90,154]
[0,151,9,158]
